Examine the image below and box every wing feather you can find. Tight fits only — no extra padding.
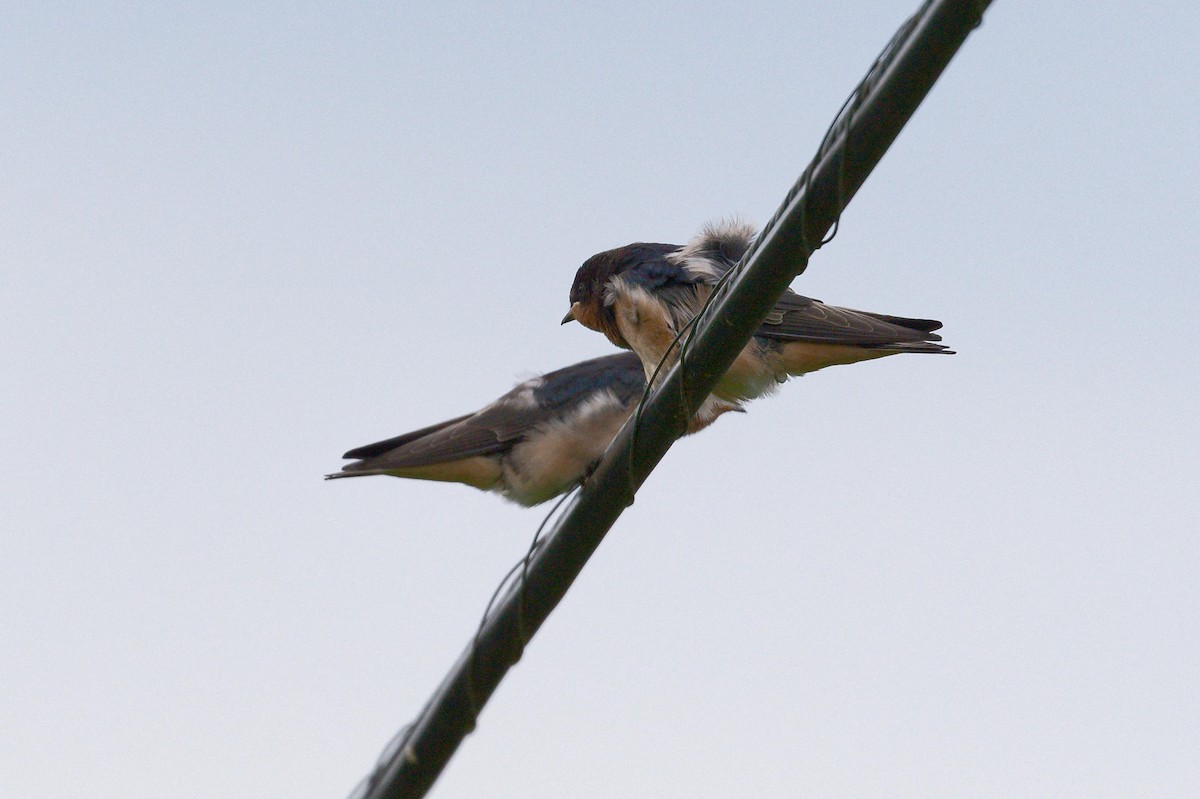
[758,293,945,347]
[341,414,474,460]
[339,353,648,472]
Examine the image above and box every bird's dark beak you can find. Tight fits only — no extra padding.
[561,308,576,325]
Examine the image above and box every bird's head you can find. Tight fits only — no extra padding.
[563,242,682,351]
[561,247,629,332]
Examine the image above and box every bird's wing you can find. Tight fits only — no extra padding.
[341,353,647,471]
[617,252,715,333]
[341,414,475,460]
[340,409,520,469]
[531,352,646,409]
[672,220,948,348]
[758,293,945,346]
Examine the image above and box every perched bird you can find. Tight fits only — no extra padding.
[563,219,953,402]
[327,352,740,506]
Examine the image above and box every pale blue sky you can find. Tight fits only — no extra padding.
[3,2,1199,797]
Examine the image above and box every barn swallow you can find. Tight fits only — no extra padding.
[327,352,741,506]
[562,219,953,402]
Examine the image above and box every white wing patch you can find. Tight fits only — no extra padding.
[507,375,546,409]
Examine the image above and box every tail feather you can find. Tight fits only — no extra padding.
[325,465,390,480]
[861,311,944,334]
[864,341,955,355]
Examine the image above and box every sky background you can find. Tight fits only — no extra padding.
[4,2,1199,797]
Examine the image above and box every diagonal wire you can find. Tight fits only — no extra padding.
[349,1,993,797]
